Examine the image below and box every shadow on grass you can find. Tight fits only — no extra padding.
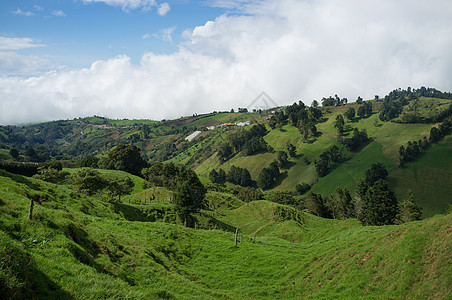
[1,236,74,299]
[112,202,152,222]
[0,169,41,191]
[197,212,236,232]
[274,171,289,188]
[282,161,296,170]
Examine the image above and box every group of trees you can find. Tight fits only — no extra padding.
[356,162,421,225]
[0,160,39,177]
[357,102,373,118]
[233,186,264,202]
[295,182,311,195]
[257,161,280,190]
[218,124,270,161]
[209,168,226,184]
[429,117,452,143]
[342,101,371,121]
[379,87,452,123]
[209,166,252,187]
[321,95,348,107]
[399,117,452,165]
[226,166,252,187]
[98,144,147,176]
[314,145,343,177]
[342,128,369,151]
[142,162,206,226]
[268,101,323,143]
[33,162,69,184]
[71,168,134,201]
[399,139,428,165]
[305,162,422,226]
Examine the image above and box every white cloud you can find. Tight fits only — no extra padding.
[157,2,170,16]
[0,37,45,50]
[1,0,452,125]
[160,27,175,42]
[12,8,35,16]
[34,5,44,11]
[0,52,62,77]
[82,0,157,11]
[142,33,152,39]
[52,10,66,17]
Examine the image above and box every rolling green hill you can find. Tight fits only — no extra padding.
[1,93,451,217]
[1,89,452,298]
[0,170,451,299]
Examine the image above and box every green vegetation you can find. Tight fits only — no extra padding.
[1,87,451,298]
[1,170,450,298]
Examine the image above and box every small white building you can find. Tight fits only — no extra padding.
[185,131,202,142]
[236,121,250,127]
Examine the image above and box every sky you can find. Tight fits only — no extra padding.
[1,0,452,125]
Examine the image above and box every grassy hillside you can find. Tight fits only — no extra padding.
[388,135,452,217]
[1,170,451,299]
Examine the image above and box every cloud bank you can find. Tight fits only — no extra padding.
[1,0,452,125]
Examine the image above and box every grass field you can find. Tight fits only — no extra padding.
[388,135,452,217]
[311,141,396,197]
[1,171,450,299]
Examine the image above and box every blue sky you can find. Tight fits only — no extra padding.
[1,0,225,67]
[1,0,452,125]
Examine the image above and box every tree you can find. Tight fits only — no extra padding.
[343,128,369,151]
[106,177,134,201]
[80,155,99,168]
[356,96,363,104]
[357,105,366,118]
[328,145,342,163]
[25,147,39,162]
[209,169,219,183]
[174,181,202,227]
[344,107,355,120]
[334,114,345,135]
[287,143,296,157]
[218,142,233,161]
[358,179,398,226]
[179,168,206,204]
[304,191,329,217]
[9,148,19,159]
[218,169,226,184]
[33,166,69,183]
[429,127,440,143]
[235,186,264,202]
[327,187,354,220]
[311,100,319,108]
[226,166,252,187]
[243,137,269,156]
[209,168,226,184]
[365,162,388,186]
[396,190,422,224]
[71,168,106,195]
[277,151,289,168]
[257,167,273,190]
[358,102,372,118]
[295,183,311,195]
[141,162,164,186]
[257,161,279,190]
[100,144,147,176]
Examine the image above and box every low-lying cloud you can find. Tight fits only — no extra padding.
[1,0,451,125]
